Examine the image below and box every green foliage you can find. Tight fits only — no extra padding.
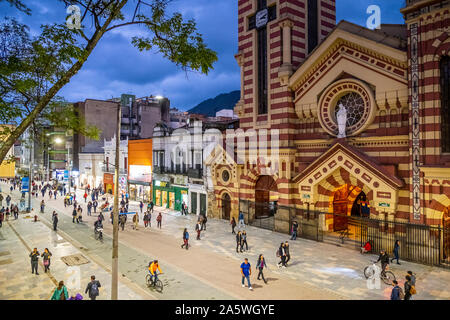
[0,0,218,164]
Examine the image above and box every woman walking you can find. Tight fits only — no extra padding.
[157,213,162,229]
[277,243,286,268]
[41,248,52,273]
[256,254,268,284]
[236,231,243,253]
[181,228,189,250]
[242,231,249,251]
[40,200,45,213]
[51,281,69,300]
[391,240,401,265]
[230,217,237,234]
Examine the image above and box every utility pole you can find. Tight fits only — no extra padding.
[111,103,121,300]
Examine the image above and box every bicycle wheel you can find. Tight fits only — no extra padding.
[145,274,152,287]
[155,279,163,293]
[363,266,374,279]
[382,271,396,285]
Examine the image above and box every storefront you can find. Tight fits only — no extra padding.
[129,180,151,202]
[128,138,153,202]
[153,180,188,211]
[103,173,114,194]
[188,183,207,216]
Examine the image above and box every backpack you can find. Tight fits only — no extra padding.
[398,287,405,300]
[185,232,189,240]
[90,281,99,296]
[410,285,417,295]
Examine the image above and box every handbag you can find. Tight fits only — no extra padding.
[43,260,49,266]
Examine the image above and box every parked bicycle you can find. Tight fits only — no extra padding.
[363,261,396,285]
[146,273,163,293]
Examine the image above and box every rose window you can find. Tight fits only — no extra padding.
[335,92,365,128]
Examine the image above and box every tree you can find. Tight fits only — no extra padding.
[0,0,218,163]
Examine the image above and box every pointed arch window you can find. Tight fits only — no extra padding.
[441,56,450,153]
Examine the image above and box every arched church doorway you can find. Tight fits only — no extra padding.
[443,205,450,261]
[332,184,368,232]
[255,176,278,218]
[222,193,231,220]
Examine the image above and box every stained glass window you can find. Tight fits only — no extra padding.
[335,92,365,129]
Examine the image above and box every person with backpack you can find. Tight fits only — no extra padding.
[277,243,286,268]
[51,281,69,300]
[256,254,268,284]
[181,228,189,250]
[390,280,404,300]
[231,217,237,234]
[41,248,52,273]
[156,213,162,229]
[236,231,243,253]
[85,275,101,300]
[404,275,413,300]
[406,271,417,298]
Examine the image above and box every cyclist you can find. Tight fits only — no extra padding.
[94,219,103,240]
[376,249,390,277]
[148,260,163,286]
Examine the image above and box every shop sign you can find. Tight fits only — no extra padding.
[302,194,311,199]
[378,202,390,208]
[155,180,169,188]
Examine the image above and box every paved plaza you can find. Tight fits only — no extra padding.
[1,182,450,300]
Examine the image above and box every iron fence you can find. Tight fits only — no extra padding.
[238,200,450,268]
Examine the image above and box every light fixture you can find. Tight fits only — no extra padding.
[54,137,63,144]
[155,95,164,100]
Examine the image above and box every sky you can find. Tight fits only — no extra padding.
[0,0,405,110]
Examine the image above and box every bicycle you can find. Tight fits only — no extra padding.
[94,227,103,241]
[363,261,396,285]
[146,272,163,293]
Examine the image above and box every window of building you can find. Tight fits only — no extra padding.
[441,56,450,153]
[308,0,318,54]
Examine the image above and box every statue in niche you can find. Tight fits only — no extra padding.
[336,103,347,138]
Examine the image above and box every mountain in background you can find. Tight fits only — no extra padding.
[187,90,240,116]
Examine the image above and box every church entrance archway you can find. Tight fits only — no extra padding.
[255,176,278,218]
[222,193,231,220]
[331,184,369,232]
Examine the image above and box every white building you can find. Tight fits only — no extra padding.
[102,136,128,194]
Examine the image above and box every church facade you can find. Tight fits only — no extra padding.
[206,0,450,255]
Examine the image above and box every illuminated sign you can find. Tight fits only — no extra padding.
[129,165,152,182]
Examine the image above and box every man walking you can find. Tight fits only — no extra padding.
[181,228,189,250]
[240,258,253,290]
[93,200,98,213]
[390,280,403,300]
[85,275,101,300]
[284,241,291,266]
[156,213,162,229]
[238,211,245,229]
[290,221,298,240]
[120,213,127,231]
[52,212,58,231]
[29,248,40,275]
[132,212,139,230]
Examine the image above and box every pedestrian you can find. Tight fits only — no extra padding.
[376,249,390,277]
[0,193,3,207]
[98,211,104,223]
[242,231,249,251]
[13,205,18,219]
[256,254,268,284]
[29,248,40,275]
[85,275,101,300]
[181,201,186,215]
[48,190,52,200]
[181,228,189,250]
[157,213,162,228]
[404,275,413,300]
[52,212,58,231]
[277,243,286,268]
[83,192,87,203]
[76,206,82,223]
[93,200,98,213]
[143,211,149,228]
[195,221,201,240]
[406,271,417,298]
[87,201,92,216]
[40,200,45,213]
[240,258,253,290]
[150,201,154,213]
[391,240,401,265]
[0,210,3,228]
[238,211,245,229]
[139,201,144,214]
[390,280,404,300]
[201,214,207,231]
[290,221,298,240]
[72,208,77,223]
[51,281,69,300]
[5,194,11,207]
[284,241,291,266]
[41,248,52,273]
[120,213,127,231]
[231,217,236,234]
[132,212,139,230]
[54,191,57,200]
[236,231,243,253]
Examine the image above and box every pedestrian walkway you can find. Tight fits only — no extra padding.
[0,217,143,299]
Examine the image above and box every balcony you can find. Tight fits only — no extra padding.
[102,166,127,175]
[153,166,188,176]
[188,168,203,179]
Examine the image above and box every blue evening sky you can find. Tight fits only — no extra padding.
[0,0,406,110]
